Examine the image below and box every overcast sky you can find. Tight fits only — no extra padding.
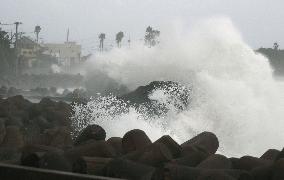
[0,0,283,52]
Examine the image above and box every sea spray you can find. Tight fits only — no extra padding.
[72,17,284,157]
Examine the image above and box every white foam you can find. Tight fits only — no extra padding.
[73,17,284,157]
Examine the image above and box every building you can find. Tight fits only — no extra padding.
[43,41,81,69]
[17,36,58,74]
[17,36,41,68]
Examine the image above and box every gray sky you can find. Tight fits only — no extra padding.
[0,0,283,53]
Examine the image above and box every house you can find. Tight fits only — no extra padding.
[17,36,41,68]
[43,41,81,68]
[16,36,58,74]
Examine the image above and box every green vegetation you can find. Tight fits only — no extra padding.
[0,30,15,76]
[116,31,124,48]
[145,26,160,47]
[257,45,284,76]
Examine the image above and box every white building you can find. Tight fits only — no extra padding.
[43,41,81,68]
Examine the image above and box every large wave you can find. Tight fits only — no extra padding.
[73,17,284,157]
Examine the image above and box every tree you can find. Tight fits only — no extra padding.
[0,30,15,75]
[273,42,279,50]
[99,33,106,52]
[116,31,124,48]
[144,26,160,47]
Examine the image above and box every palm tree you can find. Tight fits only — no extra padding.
[116,31,124,48]
[99,33,106,52]
[273,42,279,50]
[145,26,160,47]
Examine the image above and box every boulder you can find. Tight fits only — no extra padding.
[1,126,24,149]
[122,129,152,154]
[181,132,219,154]
[74,124,106,146]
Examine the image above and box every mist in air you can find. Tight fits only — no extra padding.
[72,17,284,157]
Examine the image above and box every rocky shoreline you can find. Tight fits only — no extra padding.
[0,95,283,179]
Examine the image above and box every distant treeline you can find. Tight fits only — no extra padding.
[257,48,284,76]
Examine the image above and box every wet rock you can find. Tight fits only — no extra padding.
[1,126,24,149]
[181,131,219,154]
[272,158,284,180]
[197,170,236,180]
[154,135,182,158]
[251,164,273,180]
[261,149,280,161]
[39,151,72,172]
[165,164,201,180]
[119,81,191,115]
[172,148,208,167]
[197,154,232,169]
[107,137,123,155]
[122,129,152,154]
[65,140,116,163]
[43,126,73,148]
[104,158,156,180]
[72,156,112,175]
[0,147,21,163]
[234,156,273,171]
[0,119,6,144]
[138,142,173,167]
[275,148,284,161]
[74,124,106,146]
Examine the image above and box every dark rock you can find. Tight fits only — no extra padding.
[181,131,219,154]
[164,164,202,180]
[154,135,182,158]
[65,140,116,163]
[138,142,173,167]
[122,129,152,154]
[251,164,273,180]
[21,152,43,168]
[39,151,72,172]
[6,116,24,127]
[172,147,209,167]
[197,170,236,180]
[1,126,24,149]
[42,126,73,148]
[72,157,112,175]
[261,149,280,161]
[0,119,6,144]
[74,124,106,146]
[104,158,156,180]
[0,147,21,162]
[272,158,284,180]
[165,164,251,180]
[234,156,273,171]
[275,148,284,161]
[119,81,191,115]
[107,137,123,155]
[197,154,232,169]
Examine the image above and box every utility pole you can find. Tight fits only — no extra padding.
[128,34,131,48]
[14,21,22,76]
[14,22,22,49]
[66,28,69,42]
[34,25,41,43]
